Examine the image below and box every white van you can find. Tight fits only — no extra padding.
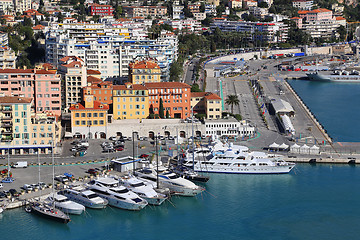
[13,161,28,168]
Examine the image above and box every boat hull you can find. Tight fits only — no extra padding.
[66,196,108,209]
[31,205,70,224]
[143,196,167,206]
[56,205,84,215]
[307,73,360,82]
[194,165,295,174]
[94,193,147,211]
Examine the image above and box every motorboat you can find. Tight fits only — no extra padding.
[47,193,85,215]
[170,165,210,183]
[87,177,148,210]
[135,168,205,197]
[59,188,108,209]
[26,201,70,224]
[183,140,295,174]
[119,175,167,206]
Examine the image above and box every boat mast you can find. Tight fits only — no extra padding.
[7,147,9,178]
[132,131,135,175]
[51,137,55,209]
[191,107,195,171]
[155,134,159,189]
[38,148,41,201]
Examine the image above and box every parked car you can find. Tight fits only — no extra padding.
[87,168,98,175]
[64,172,74,180]
[71,140,80,145]
[109,136,117,141]
[9,189,19,197]
[54,175,69,184]
[23,184,34,191]
[1,169,8,175]
[139,154,149,158]
[139,137,144,141]
[114,144,124,149]
[102,148,115,153]
[0,191,7,198]
[70,146,78,152]
[1,177,14,183]
[38,182,47,189]
[115,147,124,151]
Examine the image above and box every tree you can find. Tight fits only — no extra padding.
[159,98,164,119]
[149,104,154,115]
[337,25,346,41]
[225,95,240,114]
[191,83,202,92]
[200,2,205,13]
[166,110,170,118]
[169,61,183,82]
[258,1,268,8]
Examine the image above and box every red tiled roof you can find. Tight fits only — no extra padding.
[336,16,345,20]
[61,61,84,68]
[0,96,32,104]
[0,69,55,74]
[308,8,332,13]
[113,83,147,90]
[59,56,83,63]
[144,82,191,89]
[204,92,222,100]
[291,17,302,20]
[32,25,45,30]
[298,10,309,14]
[69,100,109,111]
[129,60,160,69]
[191,92,222,100]
[87,76,102,84]
[87,69,101,75]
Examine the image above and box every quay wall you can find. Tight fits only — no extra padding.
[285,157,358,164]
[284,80,333,144]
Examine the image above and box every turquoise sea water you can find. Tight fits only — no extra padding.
[2,164,360,240]
[288,80,360,142]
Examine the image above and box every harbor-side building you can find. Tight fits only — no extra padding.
[191,92,222,120]
[69,95,109,139]
[205,117,255,138]
[144,82,191,119]
[0,69,62,116]
[112,83,149,120]
[128,59,161,84]
[0,96,61,155]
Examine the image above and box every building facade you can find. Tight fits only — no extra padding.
[69,95,109,139]
[112,83,149,120]
[0,96,61,155]
[144,82,191,119]
[0,46,16,69]
[83,81,113,105]
[292,0,313,10]
[13,0,31,13]
[89,4,114,16]
[128,59,161,84]
[205,118,255,138]
[0,0,14,15]
[122,6,167,18]
[0,69,62,116]
[191,92,222,120]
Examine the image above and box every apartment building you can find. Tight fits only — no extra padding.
[69,95,109,139]
[191,92,222,120]
[122,6,167,18]
[58,56,87,111]
[0,69,62,116]
[144,82,191,119]
[188,4,201,14]
[45,23,178,81]
[128,59,161,84]
[83,81,113,105]
[89,4,114,16]
[0,96,61,155]
[173,0,184,19]
[13,0,31,13]
[229,0,243,9]
[0,46,16,69]
[210,20,288,43]
[112,83,149,120]
[164,19,202,32]
[292,0,313,10]
[0,0,14,15]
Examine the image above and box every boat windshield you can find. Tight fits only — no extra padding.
[112,188,129,194]
[168,174,179,180]
[87,193,98,199]
[131,182,145,187]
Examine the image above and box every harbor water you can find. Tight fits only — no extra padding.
[2,164,360,240]
[288,80,360,142]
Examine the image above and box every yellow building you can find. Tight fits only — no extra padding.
[128,59,161,84]
[191,92,222,119]
[0,96,61,155]
[69,95,109,139]
[112,83,149,120]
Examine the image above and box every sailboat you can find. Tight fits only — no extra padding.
[25,143,70,223]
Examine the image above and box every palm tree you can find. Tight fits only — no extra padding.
[225,95,240,114]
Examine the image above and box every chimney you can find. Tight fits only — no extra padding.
[23,65,27,70]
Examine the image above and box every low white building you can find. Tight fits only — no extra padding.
[205,117,255,138]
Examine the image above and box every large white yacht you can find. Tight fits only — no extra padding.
[119,176,167,206]
[184,140,295,174]
[135,169,205,197]
[59,188,108,209]
[47,193,85,215]
[87,177,148,210]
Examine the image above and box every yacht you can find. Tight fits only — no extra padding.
[119,175,167,206]
[59,188,108,209]
[26,201,70,223]
[47,193,85,215]
[183,140,295,174]
[87,177,148,210]
[135,169,205,197]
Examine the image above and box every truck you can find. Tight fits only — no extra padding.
[12,161,28,168]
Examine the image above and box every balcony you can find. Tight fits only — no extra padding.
[1,122,12,127]
[1,106,12,112]
[1,115,12,121]
[1,136,13,142]
[1,129,12,135]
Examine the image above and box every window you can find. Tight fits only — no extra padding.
[136,105,140,109]
[93,120,98,125]
[81,113,85,117]
[87,120,92,126]
[99,113,104,117]
[99,120,104,125]
[81,120,86,125]
[87,113,91,118]
[123,111,127,115]
[93,113,98,117]
[75,121,80,125]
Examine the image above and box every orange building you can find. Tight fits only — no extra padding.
[144,82,191,119]
[128,59,161,84]
[83,81,113,105]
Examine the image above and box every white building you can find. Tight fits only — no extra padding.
[45,23,178,81]
[14,0,31,13]
[292,0,313,10]
[173,0,184,19]
[205,118,255,138]
[0,0,14,15]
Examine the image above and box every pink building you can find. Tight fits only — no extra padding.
[291,17,303,29]
[299,8,333,22]
[0,69,62,116]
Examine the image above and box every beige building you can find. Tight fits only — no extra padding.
[13,0,31,13]
[128,59,161,84]
[58,56,87,111]
[191,92,222,120]
[0,46,16,69]
[122,6,167,18]
[0,96,61,155]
